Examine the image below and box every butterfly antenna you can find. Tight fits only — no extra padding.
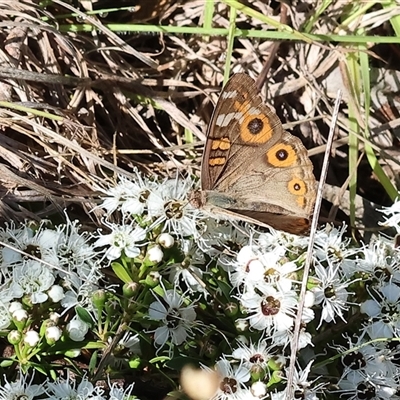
[285,90,342,400]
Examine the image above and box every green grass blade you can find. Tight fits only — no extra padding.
[360,49,398,200]
[224,6,237,83]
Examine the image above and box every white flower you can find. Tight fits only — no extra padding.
[337,371,396,399]
[94,170,155,216]
[312,260,352,327]
[9,260,55,304]
[232,339,272,372]
[229,246,266,290]
[55,217,99,279]
[229,245,296,292]
[95,221,146,261]
[60,272,100,312]
[66,316,89,341]
[169,264,205,294]
[358,240,400,286]
[273,323,313,350]
[280,361,323,400]
[167,240,206,294]
[45,373,105,400]
[333,335,398,399]
[0,374,45,400]
[257,229,310,250]
[208,358,251,400]
[24,330,40,347]
[0,298,12,329]
[147,177,198,236]
[338,338,396,383]
[360,282,400,339]
[379,196,400,232]
[148,288,197,350]
[314,224,350,262]
[109,381,136,400]
[2,225,60,269]
[198,220,250,259]
[119,332,142,355]
[239,283,297,334]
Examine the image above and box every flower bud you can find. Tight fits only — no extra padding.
[147,245,163,264]
[8,330,22,345]
[12,309,28,331]
[66,318,89,342]
[24,330,40,347]
[9,302,23,314]
[158,233,174,248]
[145,271,160,287]
[224,302,239,317]
[123,282,139,298]
[92,289,107,311]
[45,326,62,345]
[235,319,248,333]
[251,381,267,398]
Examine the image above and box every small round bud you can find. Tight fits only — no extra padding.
[147,245,163,264]
[224,302,239,317]
[49,312,60,323]
[123,282,139,298]
[8,330,22,345]
[92,289,107,310]
[158,233,174,248]
[251,381,267,398]
[12,309,28,330]
[66,318,89,342]
[203,343,217,359]
[9,302,23,314]
[24,330,40,347]
[235,319,249,333]
[45,326,62,345]
[145,271,160,287]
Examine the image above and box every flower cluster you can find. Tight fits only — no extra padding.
[1,171,400,400]
[0,373,137,400]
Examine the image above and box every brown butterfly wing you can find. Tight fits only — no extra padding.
[200,73,317,234]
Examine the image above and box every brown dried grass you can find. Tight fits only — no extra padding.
[0,0,398,232]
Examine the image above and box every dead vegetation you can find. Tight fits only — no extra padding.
[0,0,399,236]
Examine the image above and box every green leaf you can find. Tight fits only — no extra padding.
[0,359,14,368]
[75,306,94,327]
[88,350,98,373]
[111,262,133,284]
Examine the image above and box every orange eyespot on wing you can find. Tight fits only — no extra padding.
[240,114,273,144]
[266,143,297,167]
[288,177,307,196]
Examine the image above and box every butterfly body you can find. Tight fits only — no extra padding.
[191,73,317,235]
